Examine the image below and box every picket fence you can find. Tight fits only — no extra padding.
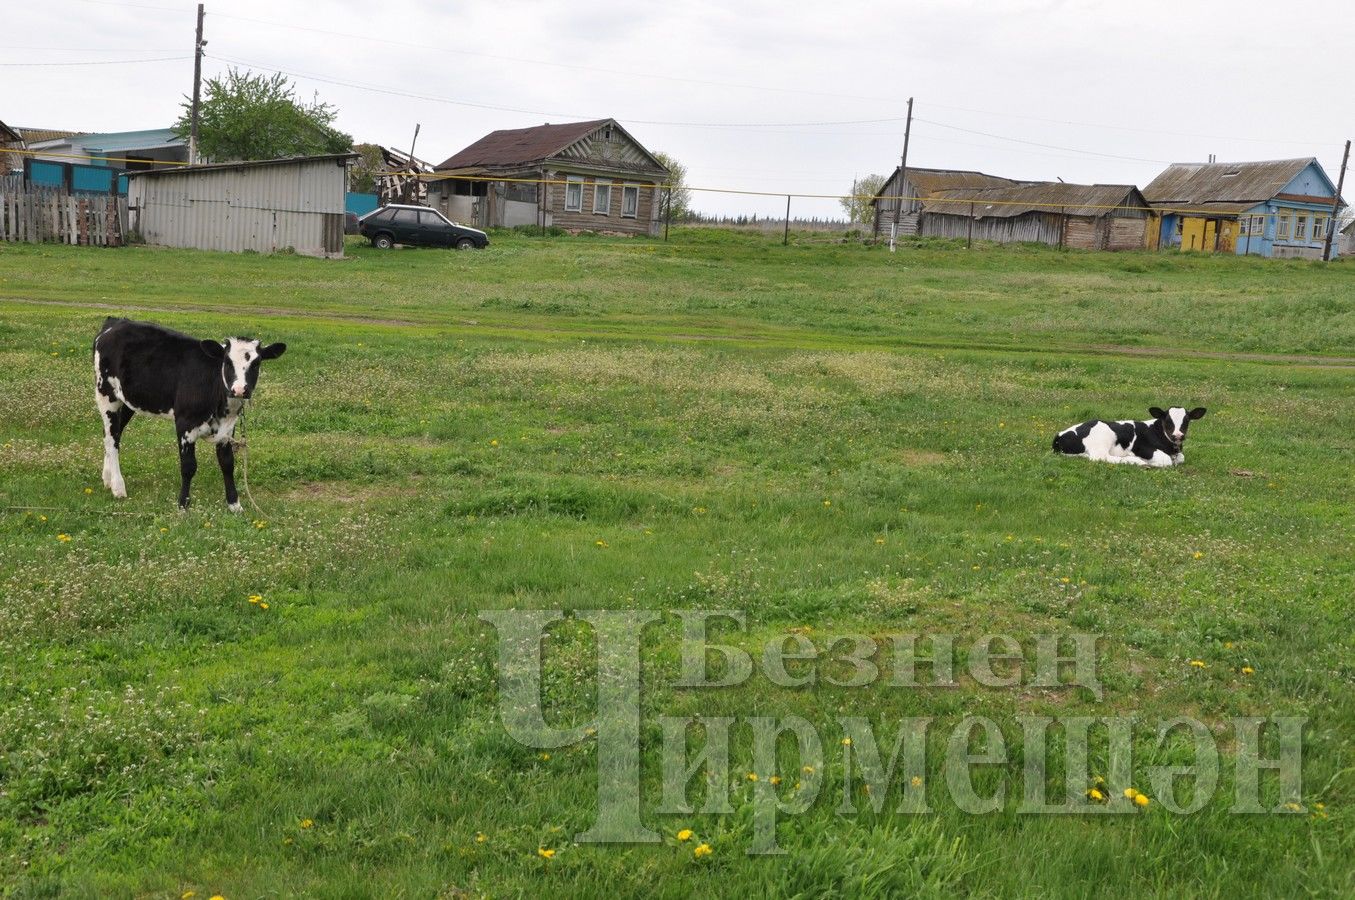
[0,186,129,247]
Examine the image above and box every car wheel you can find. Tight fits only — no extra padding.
[373,233,395,250]
[456,237,476,250]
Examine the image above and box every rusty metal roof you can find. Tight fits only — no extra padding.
[1142,158,1318,210]
[435,119,622,170]
[922,183,1147,218]
[872,166,1021,205]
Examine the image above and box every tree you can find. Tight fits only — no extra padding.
[840,173,887,225]
[349,143,386,193]
[651,151,692,222]
[176,68,353,162]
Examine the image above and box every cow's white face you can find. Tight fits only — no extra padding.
[204,337,287,399]
[1149,406,1207,445]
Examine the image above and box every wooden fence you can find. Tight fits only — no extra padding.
[0,186,129,247]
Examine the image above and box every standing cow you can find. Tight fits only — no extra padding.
[93,317,287,510]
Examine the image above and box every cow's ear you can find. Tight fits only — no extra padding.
[1148,407,1167,419]
[259,342,287,360]
[200,339,226,359]
[1188,407,1206,420]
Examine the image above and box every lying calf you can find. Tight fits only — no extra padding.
[1053,406,1206,467]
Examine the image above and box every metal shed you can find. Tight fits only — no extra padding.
[126,154,354,257]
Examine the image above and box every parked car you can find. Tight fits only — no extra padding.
[358,204,489,250]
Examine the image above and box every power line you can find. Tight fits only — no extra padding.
[0,55,190,67]
[913,118,1174,165]
[206,54,909,129]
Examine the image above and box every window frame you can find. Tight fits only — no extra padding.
[1294,214,1308,241]
[593,180,612,216]
[564,176,584,212]
[621,184,639,218]
[1311,215,1327,242]
[1276,210,1291,241]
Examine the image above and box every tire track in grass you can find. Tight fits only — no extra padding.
[5,296,1354,368]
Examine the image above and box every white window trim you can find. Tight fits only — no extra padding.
[621,184,639,218]
[1294,214,1308,241]
[564,176,584,212]
[1276,211,1291,241]
[1312,216,1327,241]
[593,180,612,215]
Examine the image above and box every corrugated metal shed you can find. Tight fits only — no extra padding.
[923,183,1148,218]
[126,154,353,257]
[1142,158,1314,213]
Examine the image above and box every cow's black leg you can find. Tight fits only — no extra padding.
[177,436,198,509]
[216,442,241,512]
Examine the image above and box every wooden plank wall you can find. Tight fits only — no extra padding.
[0,187,127,246]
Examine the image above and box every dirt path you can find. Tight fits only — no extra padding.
[5,295,1354,367]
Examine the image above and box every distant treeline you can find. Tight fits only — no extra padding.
[683,212,858,232]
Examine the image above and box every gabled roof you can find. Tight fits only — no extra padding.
[871,166,1024,206]
[0,120,20,144]
[15,127,85,144]
[1142,158,1340,213]
[922,183,1147,218]
[434,118,667,176]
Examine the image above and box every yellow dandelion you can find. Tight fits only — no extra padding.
[676,828,694,842]
[802,765,814,774]
[911,775,923,787]
[1192,551,1204,560]
[56,534,71,542]
[248,595,262,604]
[1224,641,1234,649]
[537,847,556,859]
[300,819,314,829]
[209,896,224,900]
[490,439,499,446]
[999,422,1006,428]
[1123,788,1139,800]
[746,772,758,782]
[83,487,93,494]
[794,780,803,791]
[260,602,270,610]
[39,515,47,521]
[1134,793,1150,808]
[1087,788,1105,802]
[1284,802,1302,812]
[841,737,852,746]
[693,843,712,859]
[972,565,981,571]
[254,520,266,529]
[584,726,597,737]
[475,832,488,843]
[539,753,551,761]
[1189,659,1207,668]
[182,893,196,899]
[875,537,885,544]
[595,540,608,549]
[822,499,831,507]
[769,775,782,786]
[160,527,169,533]
[1060,577,1071,584]
[1241,666,1255,675]
[282,836,293,846]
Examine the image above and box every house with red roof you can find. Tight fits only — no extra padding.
[429,118,669,236]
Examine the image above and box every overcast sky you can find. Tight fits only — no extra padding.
[7,0,1353,218]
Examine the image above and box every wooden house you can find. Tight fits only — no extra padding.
[429,119,668,236]
[918,183,1152,250]
[1143,158,1345,258]
[870,166,1022,237]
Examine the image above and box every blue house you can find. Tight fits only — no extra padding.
[1143,158,1345,258]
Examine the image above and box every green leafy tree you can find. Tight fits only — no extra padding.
[348,143,386,193]
[651,151,692,222]
[176,68,352,162]
[840,173,887,224]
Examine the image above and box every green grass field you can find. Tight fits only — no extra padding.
[0,231,1352,898]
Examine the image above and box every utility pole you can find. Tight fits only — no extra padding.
[889,96,914,252]
[1323,139,1349,262]
[783,195,791,246]
[188,3,205,165]
[407,123,421,204]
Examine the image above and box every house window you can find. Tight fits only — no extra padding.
[564,176,583,212]
[1238,217,1250,237]
[1251,214,1265,236]
[1311,215,1327,241]
[1276,211,1291,240]
[593,180,612,215]
[622,185,639,218]
[1294,215,1307,241]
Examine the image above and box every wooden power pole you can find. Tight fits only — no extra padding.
[1324,139,1350,262]
[188,3,205,165]
[889,97,914,251]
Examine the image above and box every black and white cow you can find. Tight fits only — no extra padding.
[92,317,287,510]
[1053,406,1206,467]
